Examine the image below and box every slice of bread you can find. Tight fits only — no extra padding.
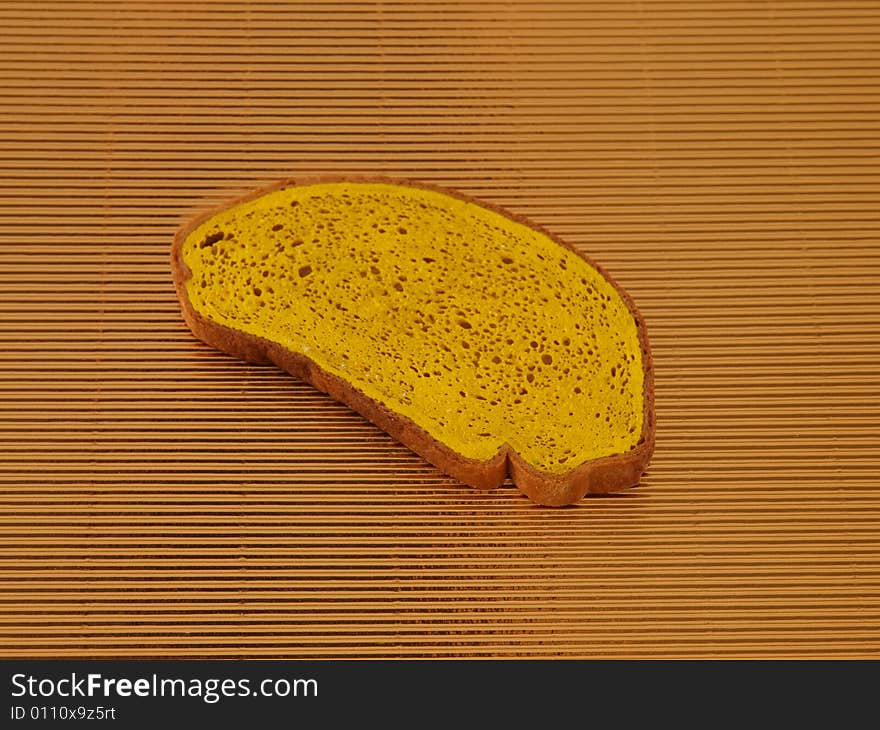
[171,178,655,505]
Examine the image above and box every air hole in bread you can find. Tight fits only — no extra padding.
[201,231,224,248]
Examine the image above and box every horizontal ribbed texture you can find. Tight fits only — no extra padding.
[1,0,878,658]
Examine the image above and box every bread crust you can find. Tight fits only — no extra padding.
[171,177,655,506]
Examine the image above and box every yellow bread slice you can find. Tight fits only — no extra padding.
[171,179,655,505]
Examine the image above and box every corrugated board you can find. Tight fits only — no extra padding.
[0,0,878,658]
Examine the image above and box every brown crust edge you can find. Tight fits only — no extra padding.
[170,176,656,506]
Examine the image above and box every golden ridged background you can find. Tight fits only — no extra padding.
[1,1,878,658]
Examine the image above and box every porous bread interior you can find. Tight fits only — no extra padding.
[181,181,644,474]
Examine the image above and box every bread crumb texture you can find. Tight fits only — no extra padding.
[182,182,644,473]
